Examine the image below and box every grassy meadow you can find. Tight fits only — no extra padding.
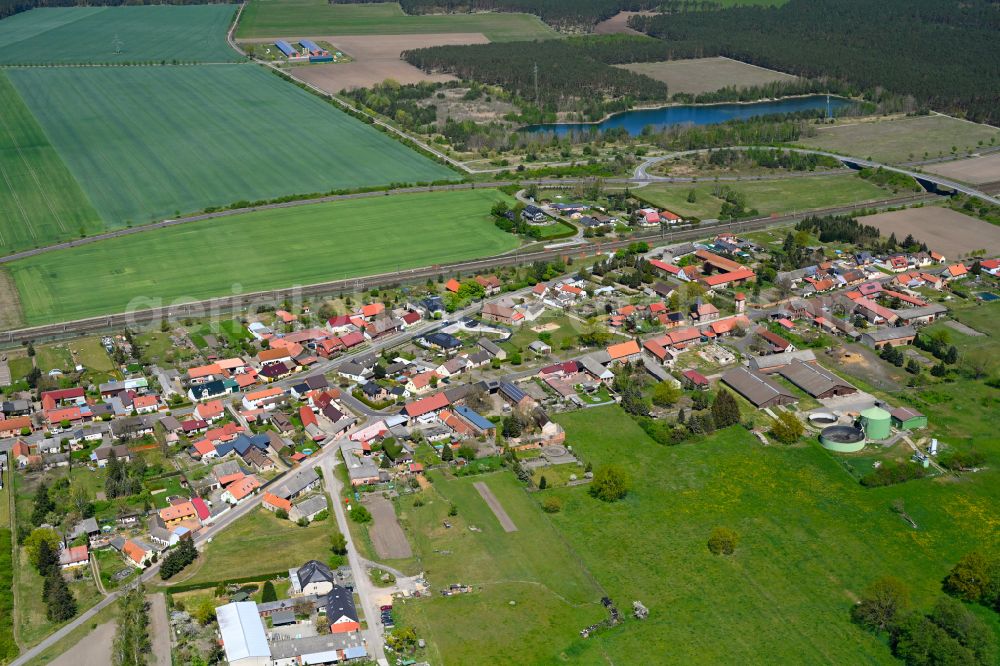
[0,5,239,65]
[635,174,889,220]
[162,506,333,587]
[537,406,1000,664]
[798,114,1000,164]
[0,72,102,255]
[237,0,557,41]
[8,188,518,324]
[7,64,455,226]
[394,471,606,665]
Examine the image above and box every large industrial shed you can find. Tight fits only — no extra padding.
[776,359,857,399]
[216,602,270,666]
[722,367,797,409]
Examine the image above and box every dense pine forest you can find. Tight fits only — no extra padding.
[631,0,1000,124]
[0,0,226,20]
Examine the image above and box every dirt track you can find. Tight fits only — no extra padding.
[286,33,489,92]
[474,481,517,532]
[859,206,1000,258]
[365,495,413,559]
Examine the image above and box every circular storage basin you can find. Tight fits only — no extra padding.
[808,412,838,426]
[819,425,866,453]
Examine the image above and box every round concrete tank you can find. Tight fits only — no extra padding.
[859,407,892,441]
[819,425,866,453]
[808,412,838,426]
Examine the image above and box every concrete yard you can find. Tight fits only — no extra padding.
[474,481,518,533]
[365,494,413,559]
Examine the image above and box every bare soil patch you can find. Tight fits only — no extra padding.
[473,481,518,533]
[147,593,172,666]
[859,206,1000,258]
[617,57,797,96]
[924,153,1000,185]
[49,620,115,666]
[944,320,985,337]
[365,494,413,559]
[0,268,23,331]
[285,33,489,92]
[594,11,655,35]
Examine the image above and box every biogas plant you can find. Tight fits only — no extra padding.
[814,407,894,453]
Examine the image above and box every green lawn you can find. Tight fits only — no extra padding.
[0,5,239,64]
[798,114,1000,164]
[0,72,102,255]
[166,506,336,586]
[95,547,136,591]
[7,64,455,226]
[540,406,999,664]
[635,174,890,221]
[237,0,558,41]
[394,471,605,665]
[9,188,519,325]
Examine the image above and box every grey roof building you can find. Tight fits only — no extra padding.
[270,467,320,500]
[721,368,797,409]
[777,359,856,399]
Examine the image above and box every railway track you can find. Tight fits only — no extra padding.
[0,192,934,346]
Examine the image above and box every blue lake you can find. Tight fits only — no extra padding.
[521,95,852,137]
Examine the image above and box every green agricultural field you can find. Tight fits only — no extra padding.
[542,406,999,664]
[0,72,102,255]
[237,0,557,41]
[394,471,605,665]
[8,188,519,325]
[7,64,455,226]
[634,174,889,220]
[0,5,240,65]
[798,114,1000,165]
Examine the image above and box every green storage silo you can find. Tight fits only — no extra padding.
[860,407,892,440]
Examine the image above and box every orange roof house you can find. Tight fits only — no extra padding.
[0,415,32,437]
[160,502,197,526]
[445,278,461,293]
[122,540,148,566]
[607,339,641,362]
[223,475,261,503]
[262,492,292,513]
[361,303,385,319]
[195,400,224,421]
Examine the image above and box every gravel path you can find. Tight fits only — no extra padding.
[474,481,518,533]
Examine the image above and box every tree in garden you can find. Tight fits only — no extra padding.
[440,443,454,462]
[711,389,741,428]
[651,381,681,407]
[31,482,54,526]
[330,531,348,556]
[44,570,76,621]
[589,465,629,502]
[261,581,278,603]
[25,528,61,571]
[770,411,804,444]
[542,496,562,513]
[851,576,910,632]
[350,505,372,524]
[707,527,739,555]
[538,476,547,490]
[159,534,198,580]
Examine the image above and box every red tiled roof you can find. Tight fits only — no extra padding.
[607,340,641,360]
[262,492,292,513]
[700,267,755,287]
[404,392,449,418]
